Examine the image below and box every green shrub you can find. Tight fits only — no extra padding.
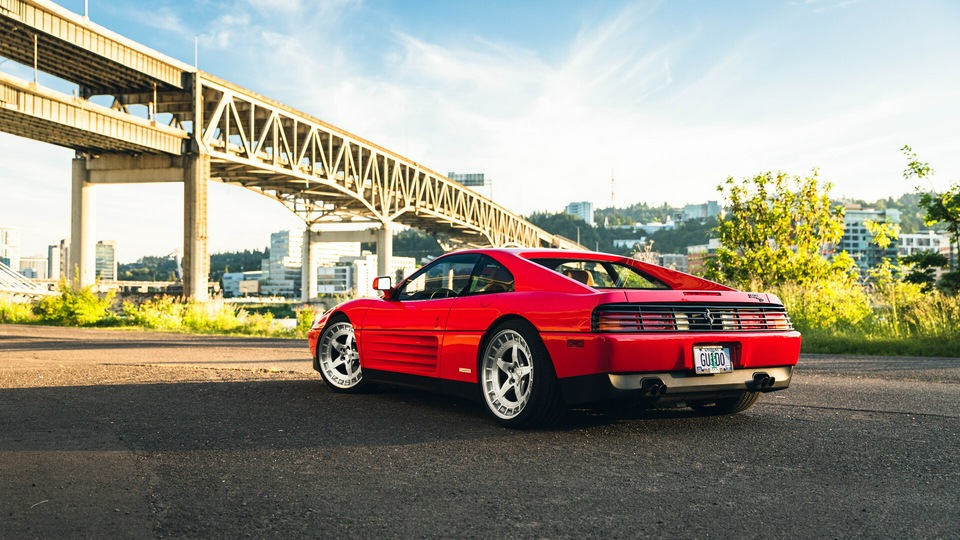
[32,279,118,327]
[774,280,872,332]
[0,297,37,323]
[122,296,185,330]
[295,304,322,336]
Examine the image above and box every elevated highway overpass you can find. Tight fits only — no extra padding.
[0,0,580,300]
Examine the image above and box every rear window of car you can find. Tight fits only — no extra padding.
[529,258,669,290]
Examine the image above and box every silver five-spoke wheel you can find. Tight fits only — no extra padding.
[317,320,366,392]
[480,321,563,428]
[482,329,534,419]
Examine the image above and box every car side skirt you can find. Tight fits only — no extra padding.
[363,369,480,403]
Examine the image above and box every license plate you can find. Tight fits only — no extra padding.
[693,346,733,374]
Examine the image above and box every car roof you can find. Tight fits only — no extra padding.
[440,247,733,292]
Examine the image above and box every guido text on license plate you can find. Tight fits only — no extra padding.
[693,346,732,374]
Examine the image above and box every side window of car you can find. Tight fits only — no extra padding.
[396,254,480,301]
[468,257,515,295]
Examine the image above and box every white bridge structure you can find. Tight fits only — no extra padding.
[0,0,580,301]
[0,260,50,298]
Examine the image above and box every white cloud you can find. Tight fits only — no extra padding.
[4,0,960,261]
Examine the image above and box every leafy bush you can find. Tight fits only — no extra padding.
[295,304,322,336]
[32,279,117,327]
[775,280,872,332]
[123,297,282,335]
[0,297,36,323]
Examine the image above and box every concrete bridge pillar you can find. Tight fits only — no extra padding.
[377,221,393,278]
[301,226,318,302]
[182,154,210,302]
[69,158,96,286]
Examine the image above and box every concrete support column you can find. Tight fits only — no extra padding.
[376,221,393,278]
[69,158,95,286]
[183,154,210,301]
[301,226,318,302]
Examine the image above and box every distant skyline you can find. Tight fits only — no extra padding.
[2,0,959,262]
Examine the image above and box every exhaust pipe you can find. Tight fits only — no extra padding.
[753,373,776,389]
[640,378,668,396]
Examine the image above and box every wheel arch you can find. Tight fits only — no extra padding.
[313,310,352,370]
[474,314,553,381]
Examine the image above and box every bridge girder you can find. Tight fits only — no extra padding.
[197,75,579,250]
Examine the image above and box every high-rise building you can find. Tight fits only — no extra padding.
[95,240,118,280]
[836,205,900,275]
[261,230,304,297]
[565,201,594,226]
[48,239,70,280]
[0,227,20,270]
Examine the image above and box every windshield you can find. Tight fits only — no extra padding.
[529,258,669,290]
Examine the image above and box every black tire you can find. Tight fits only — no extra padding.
[690,391,761,415]
[479,321,564,428]
[316,318,368,393]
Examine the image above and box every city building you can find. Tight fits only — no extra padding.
[686,238,721,276]
[836,205,901,275]
[659,253,688,273]
[260,229,364,297]
[260,230,305,297]
[222,271,263,298]
[95,240,118,280]
[683,201,721,222]
[48,239,70,280]
[613,238,646,250]
[317,254,417,298]
[898,230,952,258]
[19,256,48,280]
[0,227,20,271]
[634,221,677,235]
[565,201,594,226]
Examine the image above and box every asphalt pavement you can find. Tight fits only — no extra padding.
[1,324,958,539]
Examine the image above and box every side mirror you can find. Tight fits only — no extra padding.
[372,276,395,300]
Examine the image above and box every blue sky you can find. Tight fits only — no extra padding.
[2,0,960,261]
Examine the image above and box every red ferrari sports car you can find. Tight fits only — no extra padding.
[308,248,801,428]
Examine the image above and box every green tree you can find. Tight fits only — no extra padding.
[901,251,948,290]
[707,170,847,288]
[393,229,444,259]
[902,145,960,272]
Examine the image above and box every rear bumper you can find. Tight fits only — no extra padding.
[558,366,793,405]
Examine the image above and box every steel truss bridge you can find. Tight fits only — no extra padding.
[0,0,579,300]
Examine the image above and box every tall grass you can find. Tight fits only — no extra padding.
[775,277,960,356]
[1,286,321,338]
